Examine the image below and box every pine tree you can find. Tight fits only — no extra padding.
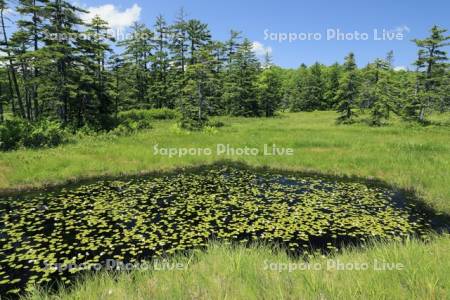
[302,62,325,111]
[0,65,6,122]
[257,62,283,117]
[75,15,114,129]
[335,53,359,124]
[225,30,242,64]
[118,22,153,107]
[369,70,400,126]
[41,0,86,125]
[108,54,131,118]
[324,62,342,109]
[149,15,171,109]
[223,38,260,116]
[180,48,218,129]
[186,19,211,64]
[410,25,449,122]
[0,0,26,118]
[290,64,308,112]
[15,0,49,120]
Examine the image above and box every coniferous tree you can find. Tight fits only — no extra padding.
[41,0,86,125]
[186,19,211,64]
[257,60,283,117]
[223,38,260,116]
[15,0,49,120]
[303,62,325,111]
[118,22,153,107]
[0,0,26,118]
[290,64,308,112]
[76,15,114,129]
[149,15,171,108]
[324,63,342,109]
[409,25,449,122]
[169,9,189,108]
[180,48,218,129]
[335,53,359,124]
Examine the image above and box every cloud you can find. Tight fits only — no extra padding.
[394,66,407,71]
[81,4,141,30]
[252,41,272,57]
[391,25,410,35]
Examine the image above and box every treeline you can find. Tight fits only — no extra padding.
[0,1,283,131]
[281,26,449,125]
[0,0,449,138]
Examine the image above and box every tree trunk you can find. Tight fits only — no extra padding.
[32,0,40,120]
[0,84,4,123]
[1,7,25,118]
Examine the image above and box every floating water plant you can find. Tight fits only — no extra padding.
[0,166,435,296]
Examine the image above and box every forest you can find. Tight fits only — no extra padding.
[0,0,448,151]
[0,1,450,299]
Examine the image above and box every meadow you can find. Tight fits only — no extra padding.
[0,111,449,299]
[1,111,449,212]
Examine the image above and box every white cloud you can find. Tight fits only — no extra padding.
[391,25,410,35]
[81,4,141,30]
[252,41,272,57]
[394,66,407,71]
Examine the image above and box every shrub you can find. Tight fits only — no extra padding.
[0,118,31,151]
[22,120,69,148]
[206,120,225,128]
[110,119,152,136]
[0,118,68,151]
[118,108,180,123]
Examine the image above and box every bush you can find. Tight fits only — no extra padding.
[110,119,153,136]
[0,118,31,151]
[118,108,180,123]
[23,120,69,148]
[206,120,225,128]
[0,118,68,151]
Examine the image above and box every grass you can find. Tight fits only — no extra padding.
[1,111,449,212]
[1,111,449,299]
[26,236,450,300]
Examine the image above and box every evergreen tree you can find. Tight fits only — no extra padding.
[118,22,153,107]
[223,38,260,116]
[324,63,342,109]
[186,19,211,64]
[15,0,49,120]
[369,70,400,126]
[257,63,283,117]
[302,62,325,111]
[335,53,359,124]
[180,48,218,129]
[0,0,26,118]
[75,15,114,129]
[41,0,86,125]
[169,8,189,108]
[409,25,449,122]
[290,64,308,112]
[149,15,171,108]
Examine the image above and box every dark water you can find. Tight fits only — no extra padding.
[0,166,446,298]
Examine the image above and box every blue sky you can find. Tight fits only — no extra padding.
[16,0,450,69]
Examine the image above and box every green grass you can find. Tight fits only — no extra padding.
[1,111,449,213]
[26,236,450,300]
[1,111,449,299]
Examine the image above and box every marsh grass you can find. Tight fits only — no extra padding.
[1,111,449,299]
[25,235,450,300]
[1,112,449,213]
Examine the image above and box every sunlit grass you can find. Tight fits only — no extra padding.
[26,235,450,300]
[1,111,449,213]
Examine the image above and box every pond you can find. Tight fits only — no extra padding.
[0,165,444,297]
